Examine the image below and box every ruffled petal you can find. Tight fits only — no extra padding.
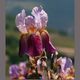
[40,10,48,27]
[31,6,42,28]
[27,32,43,57]
[25,15,35,28]
[15,9,27,33]
[64,58,73,70]
[31,6,43,16]
[31,6,48,29]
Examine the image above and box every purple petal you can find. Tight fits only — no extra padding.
[41,30,56,53]
[19,34,28,57]
[40,10,48,27]
[31,6,48,29]
[9,64,19,78]
[64,58,73,70]
[31,6,42,28]
[34,14,42,28]
[17,25,27,33]
[16,9,26,27]
[19,33,43,57]
[15,9,27,33]
[25,15,35,28]
[31,6,43,16]
[27,33,43,57]
[19,62,27,75]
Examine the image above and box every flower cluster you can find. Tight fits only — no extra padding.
[9,57,75,80]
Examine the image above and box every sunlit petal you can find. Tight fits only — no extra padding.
[31,6,48,29]
[25,15,35,28]
[15,9,27,33]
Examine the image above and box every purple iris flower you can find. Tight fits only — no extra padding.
[16,6,56,57]
[64,57,73,70]
[9,64,19,79]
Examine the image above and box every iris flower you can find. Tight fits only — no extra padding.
[19,62,27,76]
[15,6,57,57]
[57,57,73,74]
[9,64,19,79]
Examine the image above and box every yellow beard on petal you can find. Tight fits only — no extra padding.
[28,26,37,34]
[36,31,40,36]
[39,27,48,34]
[39,28,49,37]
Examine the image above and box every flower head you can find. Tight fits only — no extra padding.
[9,64,19,79]
[15,6,48,33]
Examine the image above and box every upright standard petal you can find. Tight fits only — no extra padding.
[31,6,42,28]
[15,9,27,33]
[31,6,43,16]
[16,9,26,27]
[25,15,35,28]
[40,10,48,27]
[31,6,48,29]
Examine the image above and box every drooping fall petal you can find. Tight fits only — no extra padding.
[27,32,43,57]
[25,15,35,28]
[19,32,43,57]
[41,30,56,54]
[19,34,28,57]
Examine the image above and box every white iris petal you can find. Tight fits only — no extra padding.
[31,6,48,29]
[15,9,27,33]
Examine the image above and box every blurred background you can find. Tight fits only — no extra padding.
[6,0,74,79]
